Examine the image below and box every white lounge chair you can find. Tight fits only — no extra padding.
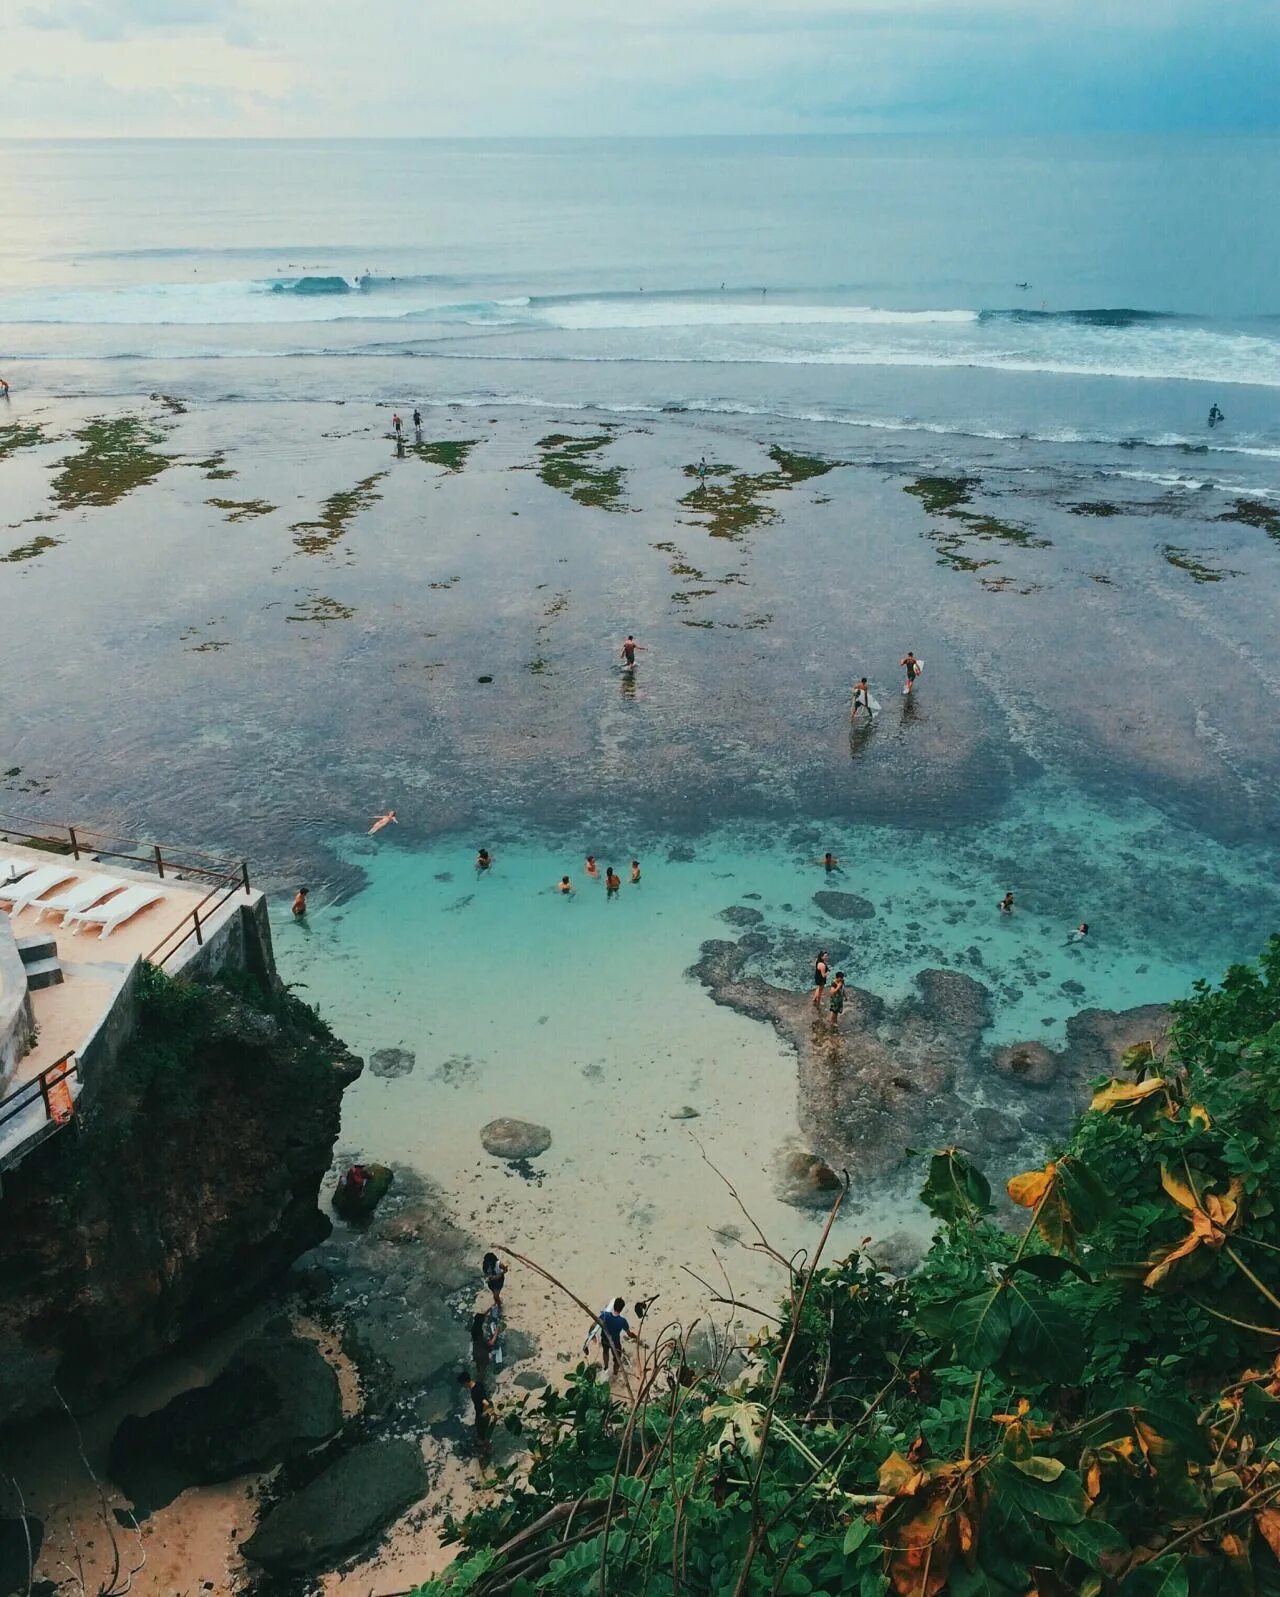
[65,883,165,939]
[0,858,34,887]
[30,873,127,925]
[0,864,77,912]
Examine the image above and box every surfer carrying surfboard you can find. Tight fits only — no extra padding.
[901,652,922,695]
[850,677,874,721]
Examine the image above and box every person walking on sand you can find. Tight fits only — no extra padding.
[901,652,921,696]
[482,1251,508,1305]
[292,886,309,918]
[630,860,641,883]
[811,950,829,1010]
[828,971,846,1030]
[620,634,644,669]
[369,809,397,835]
[582,1296,627,1358]
[470,1310,498,1383]
[458,1371,495,1457]
[598,1301,636,1377]
[605,865,621,894]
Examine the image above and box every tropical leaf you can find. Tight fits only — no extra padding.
[1006,1157,1113,1254]
[701,1399,765,1458]
[1003,1278,1086,1384]
[878,1462,964,1597]
[1089,1077,1166,1114]
[1144,1172,1243,1289]
[919,1285,1012,1371]
[1053,1515,1128,1571]
[1120,1557,1189,1597]
[1256,1504,1280,1560]
[920,1149,993,1226]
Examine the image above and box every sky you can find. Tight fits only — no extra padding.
[0,0,1278,139]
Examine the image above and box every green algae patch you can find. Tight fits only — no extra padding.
[1,534,61,564]
[0,422,46,460]
[51,416,172,510]
[290,473,386,555]
[287,592,355,624]
[680,448,841,540]
[534,433,628,511]
[207,497,276,523]
[904,475,978,515]
[1219,498,1280,539]
[412,439,478,473]
[1162,545,1240,583]
[195,452,237,481]
[1068,500,1123,517]
[904,472,1048,574]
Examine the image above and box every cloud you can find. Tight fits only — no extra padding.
[18,0,252,45]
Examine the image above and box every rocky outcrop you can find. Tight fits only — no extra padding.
[690,936,1170,1190]
[108,1333,342,1514]
[241,1439,429,1574]
[0,975,361,1426]
[812,890,875,921]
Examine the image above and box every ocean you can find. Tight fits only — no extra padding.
[4,133,1280,1388]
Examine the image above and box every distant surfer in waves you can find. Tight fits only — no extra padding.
[1208,403,1224,429]
[901,652,922,696]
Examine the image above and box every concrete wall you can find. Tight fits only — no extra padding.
[0,919,35,1093]
[170,894,273,987]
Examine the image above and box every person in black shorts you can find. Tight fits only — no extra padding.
[828,971,846,1029]
[482,1251,507,1304]
[458,1370,494,1455]
[901,652,921,695]
[811,950,829,1010]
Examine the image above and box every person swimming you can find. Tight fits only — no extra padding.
[817,852,842,873]
[369,809,397,834]
[1067,922,1089,944]
[555,876,574,894]
[476,848,492,871]
[999,892,1014,914]
[605,866,621,893]
[585,855,600,878]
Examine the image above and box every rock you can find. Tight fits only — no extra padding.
[1060,979,1086,997]
[777,1148,843,1209]
[342,1309,464,1393]
[514,1370,548,1390]
[332,1162,393,1219]
[668,1106,700,1119]
[812,890,875,921]
[0,1515,43,1597]
[992,1041,1057,1087]
[369,1046,415,1079]
[971,1107,1023,1147]
[864,1231,926,1277]
[736,931,771,955]
[241,1439,429,1574]
[718,905,764,927]
[481,1118,552,1160]
[109,1335,342,1514]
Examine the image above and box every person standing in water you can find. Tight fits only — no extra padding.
[630,860,641,883]
[476,848,492,871]
[999,892,1015,914]
[605,866,621,894]
[413,407,423,442]
[585,856,600,879]
[555,875,574,895]
[620,635,644,670]
[811,950,829,1010]
[291,886,309,918]
[1208,403,1224,428]
[901,652,921,695]
[851,678,873,721]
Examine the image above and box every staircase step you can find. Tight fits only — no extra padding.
[24,957,64,990]
[16,934,58,965]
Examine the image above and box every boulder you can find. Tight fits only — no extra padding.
[991,1041,1057,1087]
[109,1335,341,1514]
[241,1439,429,1574]
[777,1149,843,1209]
[332,1162,394,1219]
[369,1046,416,1079]
[812,891,875,922]
[481,1118,552,1160]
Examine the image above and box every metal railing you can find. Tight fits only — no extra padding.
[0,812,252,968]
[0,1050,79,1140]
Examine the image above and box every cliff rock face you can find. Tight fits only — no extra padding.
[0,973,361,1426]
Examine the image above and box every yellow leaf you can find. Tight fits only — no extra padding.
[1090,1077,1166,1114]
[878,1449,916,1494]
[1257,1505,1280,1560]
[1008,1164,1055,1208]
[1188,1103,1213,1130]
[1160,1164,1201,1213]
